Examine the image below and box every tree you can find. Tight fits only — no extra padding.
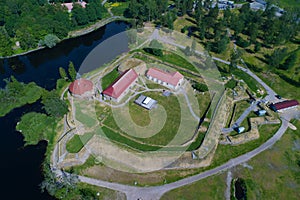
[68,61,77,81]
[16,112,56,145]
[279,52,297,70]
[192,82,208,92]
[191,38,196,55]
[184,46,192,56]
[72,4,89,25]
[59,67,68,80]
[43,34,60,48]
[144,40,163,57]
[230,50,242,67]
[267,48,288,68]
[42,90,68,118]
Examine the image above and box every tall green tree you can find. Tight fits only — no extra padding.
[59,67,68,80]
[68,61,77,81]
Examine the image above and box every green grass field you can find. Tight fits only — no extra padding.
[102,91,182,146]
[101,68,120,90]
[66,132,94,153]
[234,120,300,199]
[211,123,281,167]
[277,0,300,8]
[161,173,227,200]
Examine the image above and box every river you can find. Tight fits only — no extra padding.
[0,21,129,199]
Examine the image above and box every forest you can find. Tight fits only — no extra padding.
[0,0,107,56]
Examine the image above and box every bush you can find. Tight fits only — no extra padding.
[225,79,237,89]
[16,112,56,145]
[236,36,250,48]
[192,82,209,92]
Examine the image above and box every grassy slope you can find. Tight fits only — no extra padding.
[66,132,94,153]
[161,173,226,200]
[101,68,120,90]
[236,120,300,199]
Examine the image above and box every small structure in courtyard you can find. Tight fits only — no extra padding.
[146,68,184,90]
[235,126,245,134]
[69,78,94,98]
[255,110,266,116]
[134,95,157,110]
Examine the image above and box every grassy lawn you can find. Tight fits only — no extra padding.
[234,120,300,199]
[54,182,125,200]
[277,0,300,8]
[173,15,196,33]
[161,51,198,73]
[129,100,151,126]
[161,173,226,200]
[66,132,94,153]
[107,1,129,16]
[135,50,199,73]
[102,91,183,146]
[101,68,120,90]
[215,60,263,94]
[196,91,212,117]
[75,102,97,128]
[211,123,281,168]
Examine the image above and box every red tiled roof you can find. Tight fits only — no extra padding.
[146,68,183,86]
[69,79,93,95]
[102,69,138,99]
[61,1,87,11]
[273,100,299,110]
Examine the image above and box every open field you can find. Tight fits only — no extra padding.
[102,91,195,146]
[161,173,227,200]
[71,156,205,186]
[233,120,300,199]
[60,182,126,200]
[107,1,129,16]
[66,132,94,153]
[277,0,300,8]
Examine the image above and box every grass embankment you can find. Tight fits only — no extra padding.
[66,132,94,153]
[216,61,262,94]
[133,50,199,73]
[101,68,120,89]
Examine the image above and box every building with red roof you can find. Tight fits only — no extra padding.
[61,1,87,13]
[102,69,138,102]
[269,100,299,112]
[146,68,184,90]
[69,78,94,97]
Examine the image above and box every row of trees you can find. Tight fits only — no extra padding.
[195,2,299,51]
[0,0,107,56]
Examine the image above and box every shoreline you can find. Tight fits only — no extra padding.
[0,16,130,59]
